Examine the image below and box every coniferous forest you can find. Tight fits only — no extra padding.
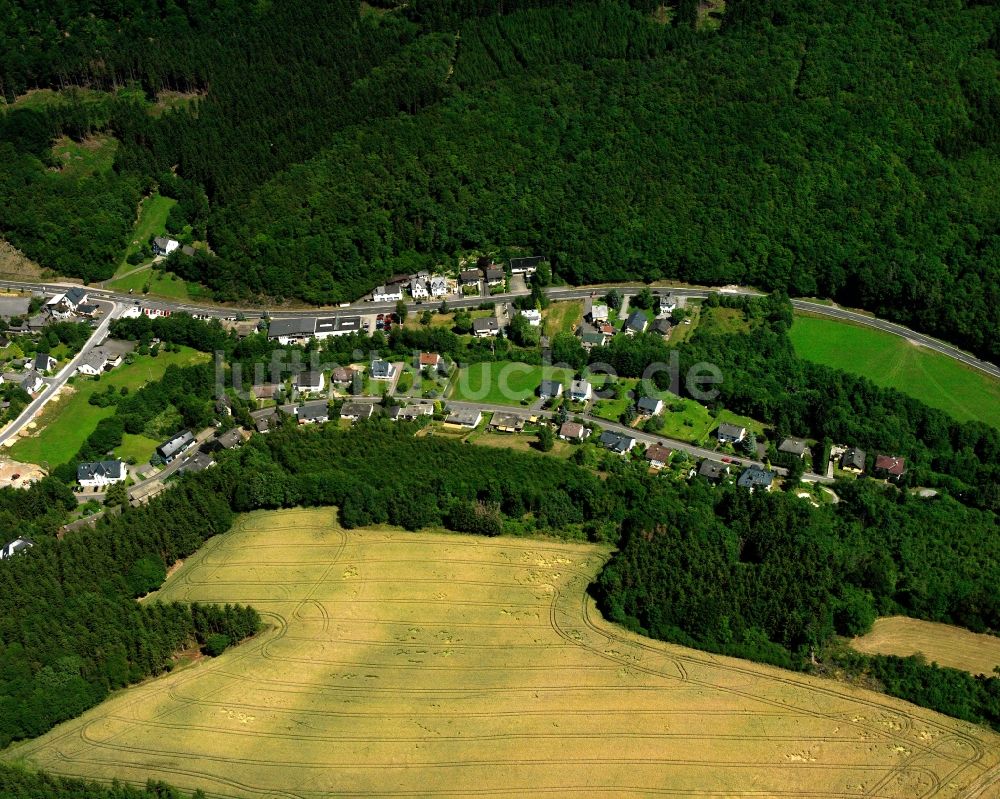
[1,0,998,359]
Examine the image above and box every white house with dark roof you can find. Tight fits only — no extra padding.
[538,380,563,400]
[370,360,397,381]
[372,285,403,302]
[296,404,329,424]
[268,317,315,345]
[33,352,56,373]
[0,537,34,560]
[716,422,747,444]
[472,317,499,337]
[429,275,450,297]
[569,380,592,403]
[297,370,326,394]
[77,460,127,489]
[157,430,195,463]
[410,278,429,300]
[637,396,663,416]
[340,402,374,422]
[623,310,647,335]
[152,237,180,257]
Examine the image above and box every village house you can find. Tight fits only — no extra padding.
[874,454,907,482]
[178,452,214,474]
[840,447,866,474]
[297,370,326,394]
[77,459,127,489]
[484,267,505,287]
[778,438,810,459]
[1,371,43,394]
[559,421,588,442]
[460,269,483,287]
[538,380,563,401]
[152,236,180,257]
[645,444,673,469]
[519,309,542,327]
[156,430,196,463]
[698,459,730,483]
[330,367,354,386]
[0,537,33,560]
[370,359,397,381]
[429,275,450,297]
[569,380,592,403]
[716,422,747,444]
[371,285,403,303]
[410,278,429,300]
[267,317,315,345]
[579,330,607,350]
[586,302,609,324]
[388,404,433,422]
[598,430,636,455]
[656,291,678,315]
[340,402,374,422]
[472,317,499,337]
[296,404,329,424]
[637,396,663,416]
[75,302,99,317]
[418,352,442,370]
[737,466,774,493]
[623,310,647,335]
[509,256,542,276]
[490,411,527,433]
[252,383,279,403]
[445,408,482,428]
[33,352,56,373]
[650,318,672,337]
[251,407,279,433]
[210,429,245,451]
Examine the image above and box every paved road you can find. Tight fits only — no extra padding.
[1,278,995,379]
[0,299,121,448]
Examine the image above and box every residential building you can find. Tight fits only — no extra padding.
[698,459,730,483]
[215,429,245,450]
[587,303,609,324]
[340,402,374,422]
[637,396,663,416]
[388,404,433,421]
[656,292,678,314]
[33,352,56,373]
[372,285,403,303]
[296,404,329,424]
[490,411,527,433]
[252,383,279,402]
[2,371,43,394]
[267,317,315,345]
[77,460,127,488]
[874,455,907,481]
[251,407,279,433]
[429,275,450,297]
[157,430,195,463]
[569,380,592,403]
[778,438,810,459]
[410,278,429,300]
[519,309,542,327]
[330,367,354,385]
[484,267,505,287]
[579,329,607,350]
[76,303,99,317]
[0,537,34,560]
[445,408,482,428]
[559,421,588,442]
[624,310,647,335]
[331,316,362,337]
[297,371,326,394]
[598,430,636,455]
[418,352,442,370]
[472,317,499,337]
[509,256,542,275]
[645,445,673,469]
[737,466,774,493]
[650,318,672,337]
[152,237,180,257]
[178,452,214,474]
[716,422,747,444]
[370,360,397,381]
[840,447,866,474]
[460,269,483,286]
[538,380,563,400]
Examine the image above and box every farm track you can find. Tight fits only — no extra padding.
[6,508,998,799]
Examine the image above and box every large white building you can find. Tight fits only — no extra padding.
[77,460,127,489]
[372,285,403,303]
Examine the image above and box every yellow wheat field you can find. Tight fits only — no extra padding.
[7,508,1000,798]
[851,617,1000,678]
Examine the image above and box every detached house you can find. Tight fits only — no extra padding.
[559,421,588,442]
[372,285,403,303]
[410,278,429,300]
[586,303,609,324]
[778,438,810,459]
[624,311,647,335]
[874,455,907,482]
[370,360,397,381]
[388,404,433,422]
[538,380,563,401]
[599,431,636,455]
[77,460,127,489]
[429,275,450,297]
[484,267,505,287]
[519,309,542,327]
[0,537,33,560]
[2,371,43,394]
[460,269,483,287]
[509,256,542,276]
[157,430,195,463]
[645,444,672,469]
[637,396,663,416]
[33,352,56,373]
[418,352,442,370]
[716,423,747,444]
[569,380,592,403]
[472,317,499,337]
[152,237,180,257]
[840,447,866,474]
[297,371,326,394]
[340,402,374,422]
[737,467,774,493]
[445,408,482,428]
[296,404,329,425]
[490,411,527,433]
[698,459,730,483]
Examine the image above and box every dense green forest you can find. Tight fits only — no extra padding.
[1,0,998,359]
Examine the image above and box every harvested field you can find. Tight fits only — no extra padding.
[850,617,1000,678]
[7,508,1000,798]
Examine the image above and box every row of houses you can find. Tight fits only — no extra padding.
[370,257,543,303]
[268,315,365,345]
[538,379,593,403]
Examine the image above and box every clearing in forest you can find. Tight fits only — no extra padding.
[7,508,1000,798]
[789,314,1000,429]
[850,617,1000,678]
